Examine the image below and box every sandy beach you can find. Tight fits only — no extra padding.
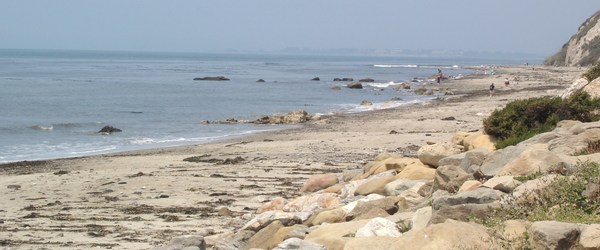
[0,65,584,249]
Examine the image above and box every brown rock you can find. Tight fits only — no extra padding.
[300,174,339,193]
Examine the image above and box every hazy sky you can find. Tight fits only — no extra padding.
[2,1,600,56]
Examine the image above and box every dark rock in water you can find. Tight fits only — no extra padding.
[334,77,354,82]
[346,82,363,89]
[311,77,320,81]
[359,78,375,83]
[193,76,230,81]
[98,126,122,134]
[256,79,265,83]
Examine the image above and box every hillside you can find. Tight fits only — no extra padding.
[545,10,600,66]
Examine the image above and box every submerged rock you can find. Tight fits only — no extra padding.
[193,76,230,81]
[98,126,122,134]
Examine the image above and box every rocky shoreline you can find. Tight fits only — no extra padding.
[0,65,593,249]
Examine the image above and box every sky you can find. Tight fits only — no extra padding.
[2,1,600,56]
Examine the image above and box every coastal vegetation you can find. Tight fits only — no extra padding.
[582,60,600,81]
[474,160,600,226]
[483,90,600,149]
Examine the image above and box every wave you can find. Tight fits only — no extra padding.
[30,125,54,131]
[341,99,429,114]
[374,64,462,69]
[374,64,418,68]
[365,81,402,89]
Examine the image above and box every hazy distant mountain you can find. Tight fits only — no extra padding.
[545,10,600,66]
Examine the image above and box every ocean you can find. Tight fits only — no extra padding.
[0,49,524,163]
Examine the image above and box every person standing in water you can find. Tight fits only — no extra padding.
[437,69,443,84]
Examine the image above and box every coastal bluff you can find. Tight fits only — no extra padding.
[545,10,600,66]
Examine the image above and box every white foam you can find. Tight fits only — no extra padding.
[373,64,418,68]
[365,81,402,88]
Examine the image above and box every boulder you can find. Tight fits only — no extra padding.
[410,206,432,232]
[257,197,287,213]
[193,76,230,81]
[496,143,570,176]
[348,207,390,221]
[256,79,266,82]
[391,219,493,250]
[452,131,471,146]
[579,224,600,249]
[561,78,589,99]
[355,217,402,237]
[458,180,482,192]
[300,174,339,193]
[151,235,206,250]
[304,219,370,250]
[384,179,424,196]
[463,131,496,151]
[431,187,505,210]
[341,194,385,213]
[255,110,312,124]
[344,237,398,250]
[528,221,582,250]
[309,207,346,226]
[98,125,122,134]
[482,176,522,193]
[345,196,406,221]
[583,77,600,98]
[273,238,326,250]
[430,203,500,224]
[283,193,342,214]
[396,163,436,180]
[354,175,398,196]
[245,220,285,249]
[347,82,363,89]
[204,231,253,250]
[311,77,320,81]
[479,145,524,177]
[511,175,560,204]
[339,179,369,198]
[432,165,471,193]
[417,142,463,168]
[241,210,311,232]
[359,78,375,83]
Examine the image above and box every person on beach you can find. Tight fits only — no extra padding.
[504,78,510,87]
[436,69,443,84]
[489,83,495,97]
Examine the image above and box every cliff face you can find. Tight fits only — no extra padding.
[545,10,600,66]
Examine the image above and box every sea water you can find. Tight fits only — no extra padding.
[0,49,523,163]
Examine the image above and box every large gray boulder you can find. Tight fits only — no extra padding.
[432,165,471,193]
[528,221,582,250]
[431,187,506,210]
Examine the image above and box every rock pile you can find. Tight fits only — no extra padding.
[174,119,600,249]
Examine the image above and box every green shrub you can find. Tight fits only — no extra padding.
[483,96,561,147]
[582,61,600,81]
[473,161,600,226]
[484,91,600,148]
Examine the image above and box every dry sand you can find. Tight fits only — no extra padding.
[0,65,584,249]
